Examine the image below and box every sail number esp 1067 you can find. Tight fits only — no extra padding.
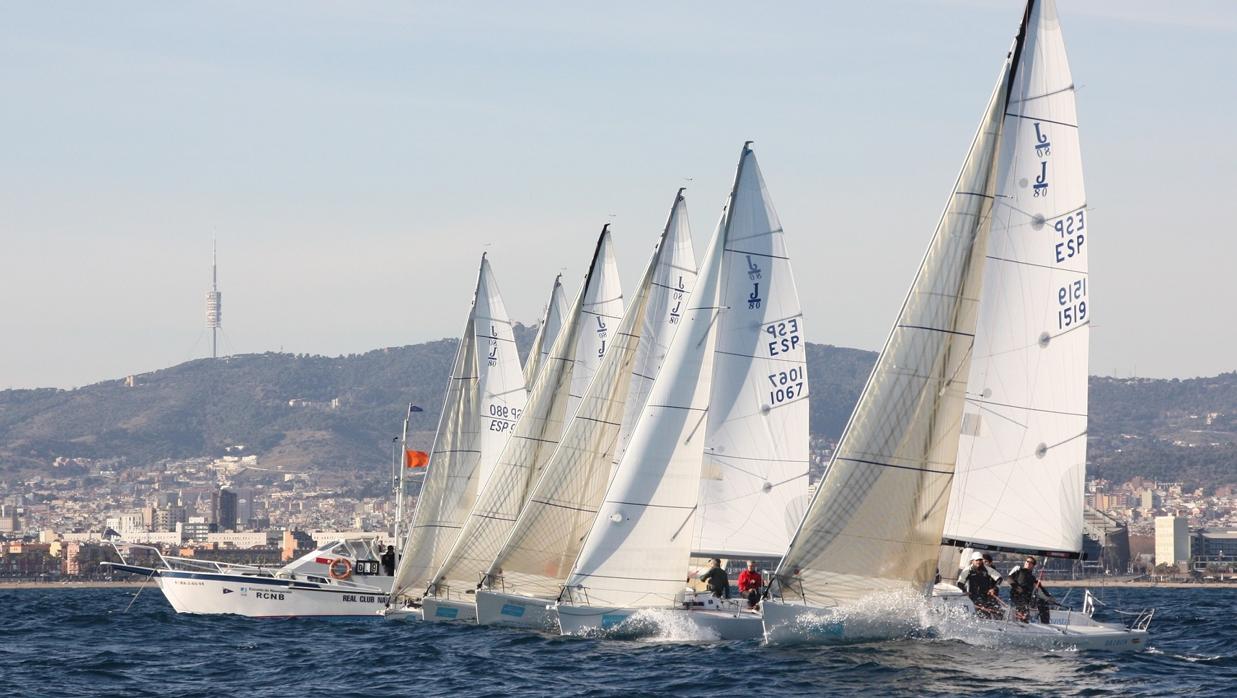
[767,366,805,407]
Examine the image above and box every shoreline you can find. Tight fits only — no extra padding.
[0,580,148,590]
[1049,579,1237,589]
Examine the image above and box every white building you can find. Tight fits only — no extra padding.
[205,531,269,548]
[1155,515,1191,566]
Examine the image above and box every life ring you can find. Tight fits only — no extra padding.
[327,558,352,580]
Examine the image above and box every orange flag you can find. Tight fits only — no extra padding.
[404,449,429,468]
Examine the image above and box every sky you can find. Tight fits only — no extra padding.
[1,0,1234,390]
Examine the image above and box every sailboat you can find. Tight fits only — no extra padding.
[760,15,1010,642]
[680,141,812,638]
[474,189,697,629]
[555,143,808,639]
[421,227,624,622]
[926,0,1150,651]
[524,274,568,387]
[383,254,528,620]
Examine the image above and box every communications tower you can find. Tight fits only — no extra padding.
[205,241,222,358]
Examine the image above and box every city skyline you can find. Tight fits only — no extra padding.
[3,1,1235,389]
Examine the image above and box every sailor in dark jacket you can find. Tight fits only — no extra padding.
[381,545,396,577]
[1008,556,1056,623]
[699,558,730,598]
[957,552,1001,619]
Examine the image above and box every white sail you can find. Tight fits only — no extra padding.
[524,275,568,387]
[485,191,697,600]
[614,190,697,468]
[389,255,527,600]
[563,178,742,611]
[773,60,1011,608]
[428,228,622,597]
[943,0,1087,557]
[693,147,810,560]
[570,231,625,422]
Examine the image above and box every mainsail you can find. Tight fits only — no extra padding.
[943,0,1088,558]
[427,227,623,597]
[484,190,698,600]
[692,146,810,560]
[772,51,1014,607]
[524,274,568,387]
[388,255,528,601]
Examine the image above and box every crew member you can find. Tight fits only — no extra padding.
[738,560,763,609]
[957,551,1001,619]
[699,558,730,599]
[381,545,396,576]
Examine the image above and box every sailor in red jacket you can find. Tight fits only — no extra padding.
[738,560,763,609]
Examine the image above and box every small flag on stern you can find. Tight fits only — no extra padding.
[404,449,429,468]
[408,404,423,414]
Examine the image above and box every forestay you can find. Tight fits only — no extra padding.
[428,228,623,597]
[943,0,1087,558]
[524,274,568,387]
[486,191,697,600]
[389,256,527,601]
[773,60,1011,608]
[693,147,810,560]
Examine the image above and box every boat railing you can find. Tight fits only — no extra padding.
[1084,590,1153,631]
[481,571,506,594]
[110,541,272,576]
[557,584,590,606]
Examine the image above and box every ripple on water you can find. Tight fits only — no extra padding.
[0,587,1234,697]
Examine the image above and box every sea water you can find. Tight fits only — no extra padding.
[0,587,1232,696]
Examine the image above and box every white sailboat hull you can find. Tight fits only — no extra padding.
[474,590,556,629]
[420,596,477,623]
[554,604,632,636]
[926,585,1149,652]
[761,599,918,645]
[381,606,423,622]
[555,603,762,640]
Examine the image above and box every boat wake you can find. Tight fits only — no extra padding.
[768,591,930,645]
[588,609,723,643]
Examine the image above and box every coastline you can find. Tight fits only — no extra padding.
[0,580,148,590]
[1049,579,1237,589]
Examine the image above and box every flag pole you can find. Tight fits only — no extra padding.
[394,403,421,549]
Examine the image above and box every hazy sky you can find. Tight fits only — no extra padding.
[2,1,1234,389]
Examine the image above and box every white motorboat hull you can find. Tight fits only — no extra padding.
[474,590,556,630]
[421,596,477,622]
[926,585,1149,652]
[131,568,387,617]
[761,599,917,645]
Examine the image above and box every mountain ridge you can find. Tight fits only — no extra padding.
[2,327,1233,489]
